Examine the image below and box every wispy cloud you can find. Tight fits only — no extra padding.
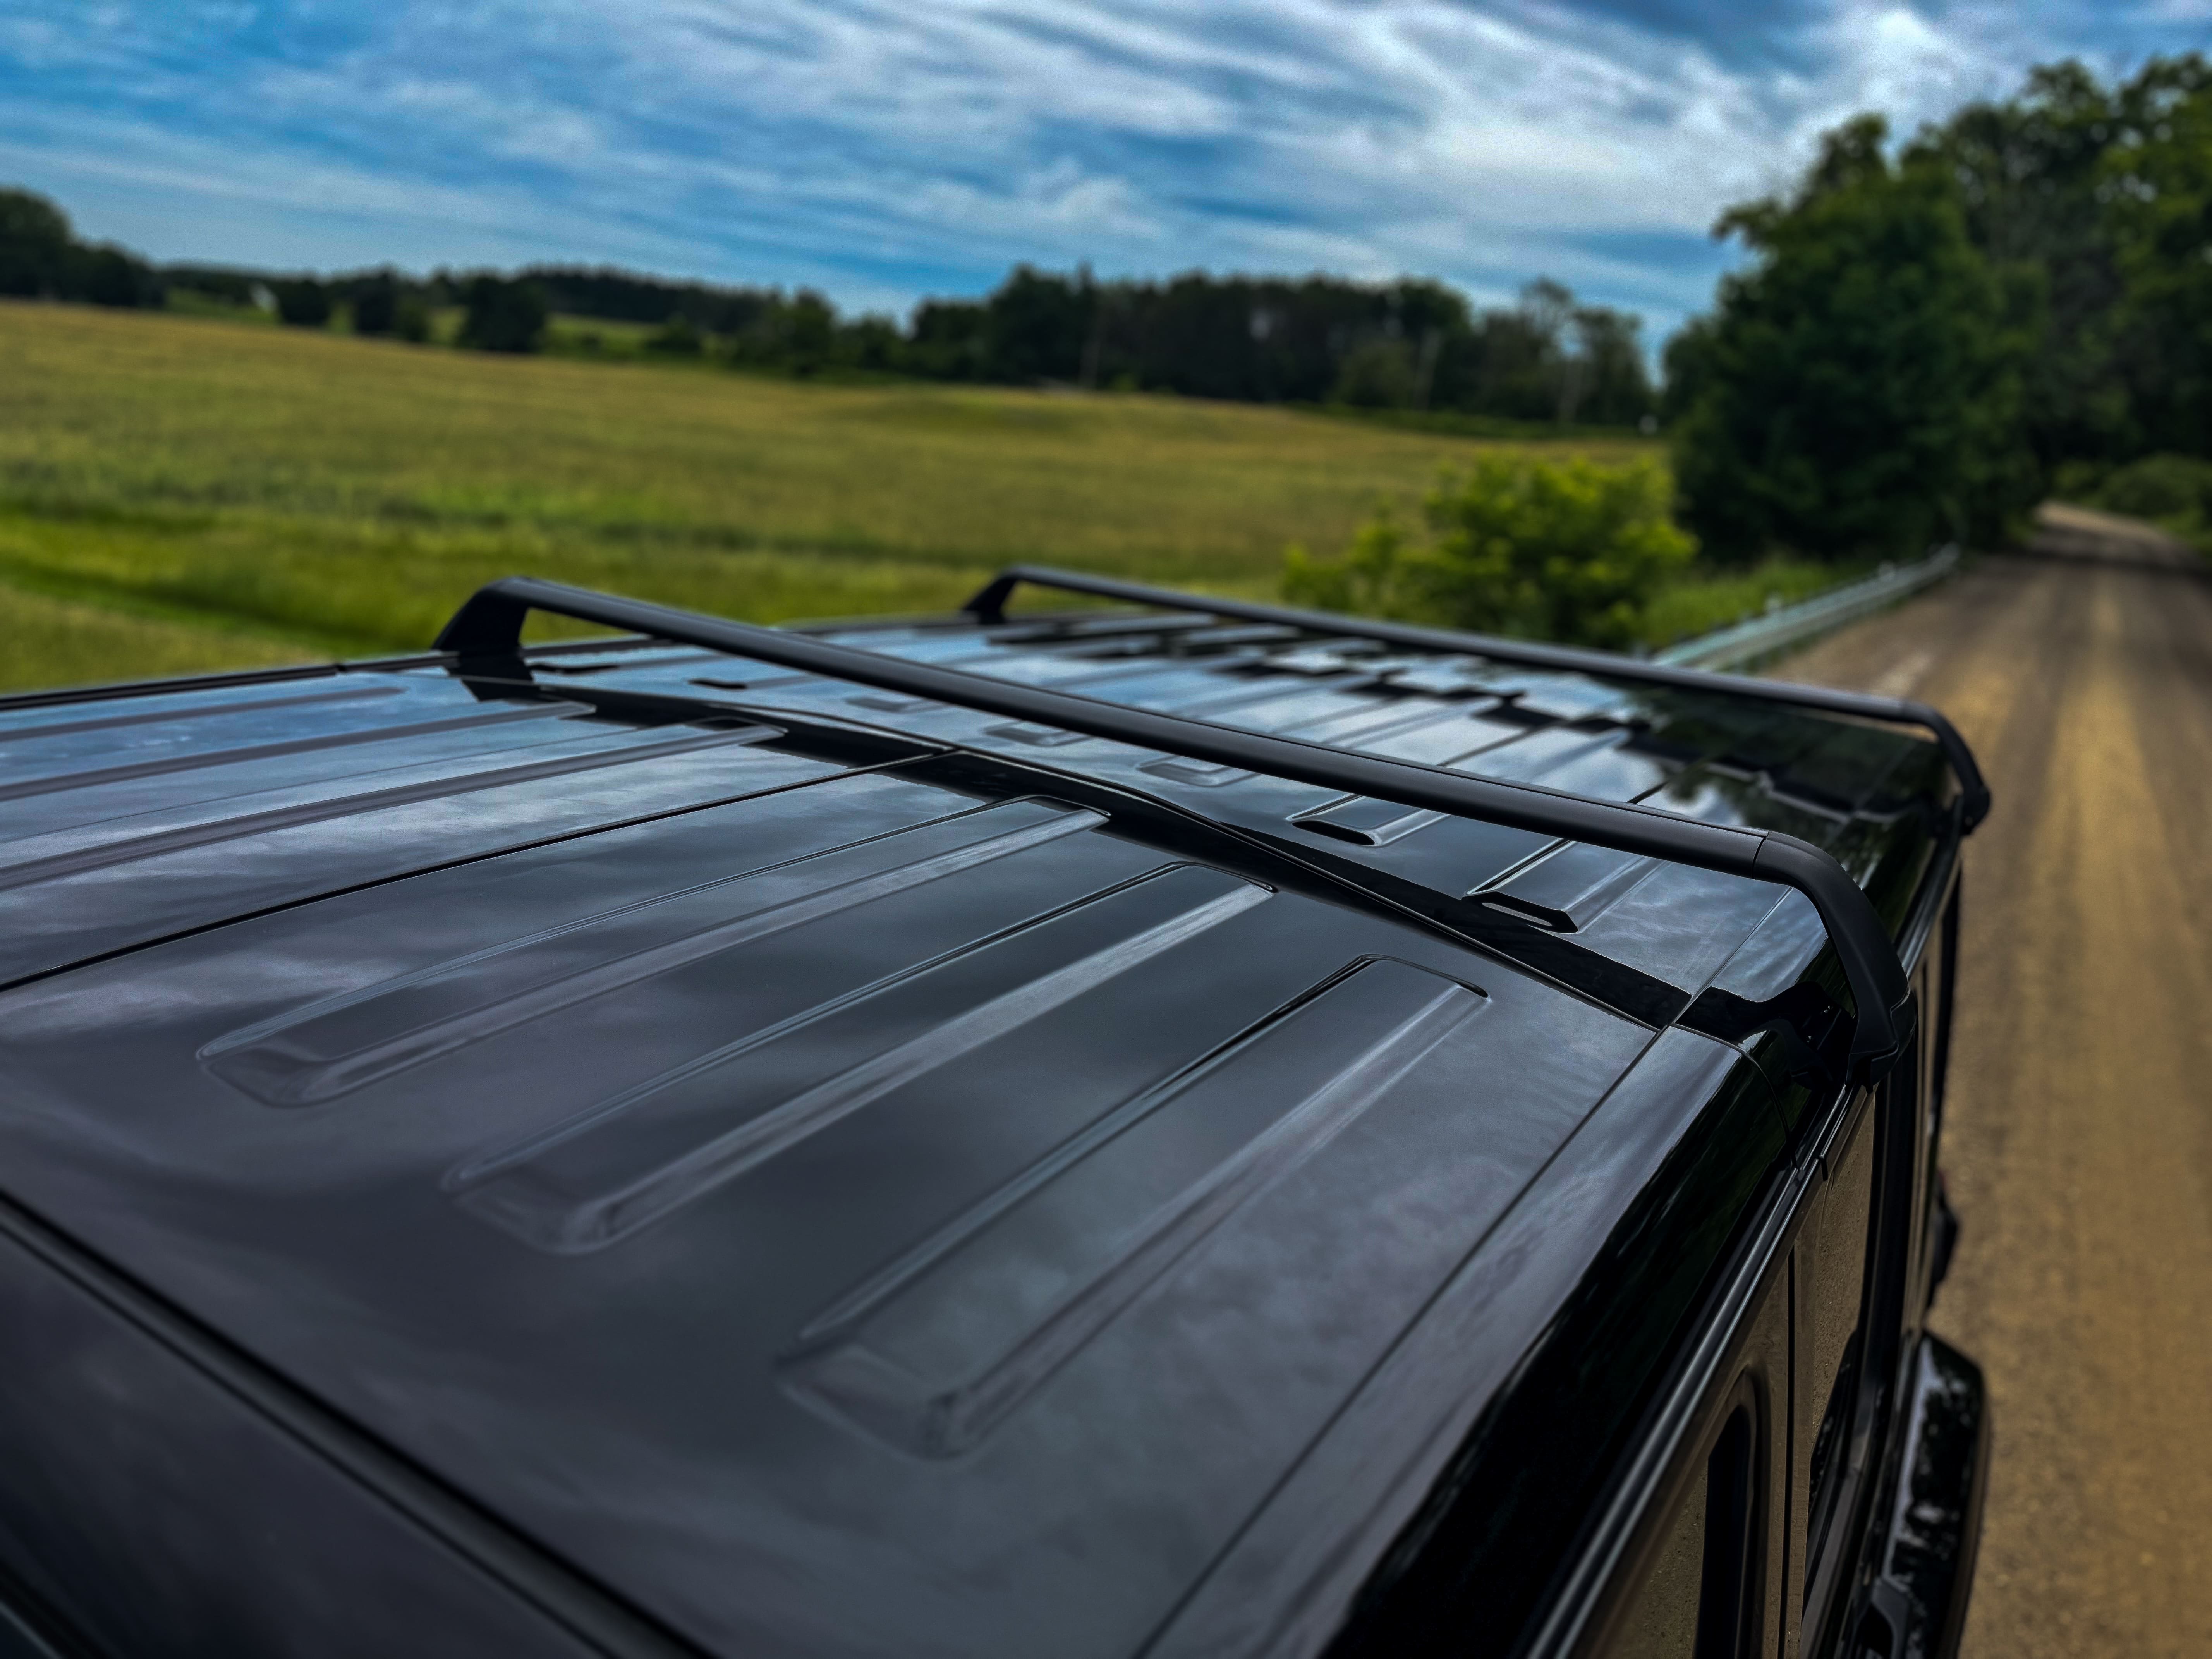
[0,0,2205,339]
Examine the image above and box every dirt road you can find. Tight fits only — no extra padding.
[1778,505,2212,1657]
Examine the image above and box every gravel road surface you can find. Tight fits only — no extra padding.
[1777,505,2212,1658]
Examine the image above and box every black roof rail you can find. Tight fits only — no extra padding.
[436,576,1920,1081]
[962,564,1990,835]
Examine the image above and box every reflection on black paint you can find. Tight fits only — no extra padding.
[1324,1058,1787,1659]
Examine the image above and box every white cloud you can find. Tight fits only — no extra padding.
[0,0,2197,336]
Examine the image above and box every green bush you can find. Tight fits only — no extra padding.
[1283,453,1695,648]
[1639,555,1868,649]
[2090,453,2212,529]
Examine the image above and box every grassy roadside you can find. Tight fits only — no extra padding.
[0,580,307,691]
[1,302,1652,577]
[0,301,1663,689]
[1641,555,1878,646]
[0,300,1847,694]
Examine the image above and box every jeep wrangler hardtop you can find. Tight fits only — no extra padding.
[0,568,1987,1659]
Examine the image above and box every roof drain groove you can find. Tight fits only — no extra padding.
[203,798,1106,1108]
[449,867,1270,1253]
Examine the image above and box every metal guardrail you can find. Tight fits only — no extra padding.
[1654,546,1960,671]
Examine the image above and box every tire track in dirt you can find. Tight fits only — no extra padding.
[1777,524,2212,1658]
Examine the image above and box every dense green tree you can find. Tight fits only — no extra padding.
[718,290,839,374]
[351,271,401,335]
[984,265,1093,383]
[775,291,837,374]
[70,244,156,308]
[1898,55,2212,475]
[1567,307,1650,426]
[1417,282,1655,426]
[906,299,989,380]
[2096,58,2212,458]
[1333,337,1419,407]
[1906,63,2133,470]
[1079,270,1647,419]
[1669,116,2037,561]
[1115,272,1271,397]
[273,278,331,328]
[835,314,905,373]
[0,188,73,297]
[1435,301,1556,422]
[458,275,548,353]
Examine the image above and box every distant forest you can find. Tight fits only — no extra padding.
[0,184,1656,427]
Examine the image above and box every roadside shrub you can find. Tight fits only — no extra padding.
[2051,458,2108,503]
[1283,453,1695,648]
[459,275,548,353]
[2090,453,2212,529]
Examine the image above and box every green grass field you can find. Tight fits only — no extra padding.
[0,301,1797,694]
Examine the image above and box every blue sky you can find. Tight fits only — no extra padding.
[3,2,2208,345]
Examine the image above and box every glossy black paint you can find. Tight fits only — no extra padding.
[0,1197,668,1658]
[0,728,1658,1654]
[1320,1037,1793,1659]
[0,583,1989,1657]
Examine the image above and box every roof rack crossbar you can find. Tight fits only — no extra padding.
[436,576,1915,1080]
[961,564,1990,834]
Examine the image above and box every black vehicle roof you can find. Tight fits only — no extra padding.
[0,600,1960,1657]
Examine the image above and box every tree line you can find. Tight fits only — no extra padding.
[14,48,2212,579]
[0,190,162,309]
[897,269,1653,423]
[0,184,1655,428]
[1286,53,2212,649]
[1667,53,2212,563]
